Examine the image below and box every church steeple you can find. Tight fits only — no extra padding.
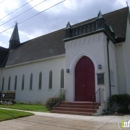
[9,22,20,50]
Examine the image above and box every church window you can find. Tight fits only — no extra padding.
[49,70,53,89]
[21,75,24,90]
[14,76,17,90]
[8,77,11,90]
[2,77,4,91]
[60,69,64,88]
[38,72,42,89]
[30,73,33,90]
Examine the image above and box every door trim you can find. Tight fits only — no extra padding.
[70,52,98,101]
[75,56,95,101]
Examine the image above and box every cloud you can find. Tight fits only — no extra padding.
[0,42,7,48]
[0,0,20,21]
[0,0,128,48]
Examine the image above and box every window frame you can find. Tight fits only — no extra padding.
[60,69,64,88]
[30,73,33,90]
[38,72,42,89]
[8,76,11,90]
[21,74,25,90]
[49,70,53,89]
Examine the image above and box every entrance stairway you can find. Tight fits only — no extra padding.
[51,101,101,116]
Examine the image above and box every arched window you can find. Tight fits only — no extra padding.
[30,73,33,90]
[2,77,4,91]
[49,70,53,89]
[60,69,64,88]
[8,76,11,90]
[14,76,17,90]
[21,75,24,90]
[38,72,42,89]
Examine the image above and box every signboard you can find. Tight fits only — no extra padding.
[97,73,104,85]
[1,91,15,100]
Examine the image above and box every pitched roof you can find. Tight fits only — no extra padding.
[6,29,65,66]
[5,7,128,66]
[104,7,128,38]
[0,47,9,68]
[73,7,128,38]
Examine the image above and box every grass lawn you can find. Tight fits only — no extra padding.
[0,104,49,112]
[0,109,33,122]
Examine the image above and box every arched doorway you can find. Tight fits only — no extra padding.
[75,56,95,101]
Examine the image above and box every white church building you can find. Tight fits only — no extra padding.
[0,7,130,115]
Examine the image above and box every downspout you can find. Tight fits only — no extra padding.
[106,37,111,96]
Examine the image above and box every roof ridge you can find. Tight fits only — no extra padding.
[22,7,128,44]
[72,7,128,27]
[103,7,128,16]
[22,7,129,44]
[22,28,64,44]
[0,46,9,49]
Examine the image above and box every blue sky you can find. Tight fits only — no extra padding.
[0,0,128,48]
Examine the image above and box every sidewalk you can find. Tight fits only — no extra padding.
[0,107,130,130]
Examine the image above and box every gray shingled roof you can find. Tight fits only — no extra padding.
[0,47,9,68]
[6,7,128,66]
[73,7,128,38]
[6,29,65,66]
[104,7,128,38]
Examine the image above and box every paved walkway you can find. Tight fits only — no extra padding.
[0,107,130,130]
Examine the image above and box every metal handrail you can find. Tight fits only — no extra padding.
[52,89,67,109]
[92,88,104,113]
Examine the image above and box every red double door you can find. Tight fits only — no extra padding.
[75,56,95,101]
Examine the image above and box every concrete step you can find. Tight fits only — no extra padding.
[51,101,101,116]
[51,110,93,116]
[53,107,97,113]
[61,102,101,106]
[58,104,99,109]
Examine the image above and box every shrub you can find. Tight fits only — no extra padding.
[0,101,3,105]
[45,90,66,110]
[0,100,16,105]
[10,100,16,104]
[108,94,130,114]
[45,97,61,110]
[59,91,66,101]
